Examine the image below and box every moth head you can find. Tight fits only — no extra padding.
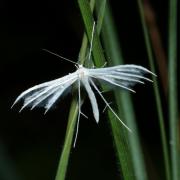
[77,65,89,78]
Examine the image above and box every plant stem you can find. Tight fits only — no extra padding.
[137,0,171,179]
[168,0,179,179]
[55,0,105,179]
[55,98,78,180]
[101,3,147,179]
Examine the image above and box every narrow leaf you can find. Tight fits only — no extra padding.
[55,0,106,179]
[168,0,179,179]
[137,0,171,179]
[101,2,147,179]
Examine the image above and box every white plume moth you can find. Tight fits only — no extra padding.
[12,22,155,146]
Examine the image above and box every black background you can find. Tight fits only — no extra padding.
[0,0,172,180]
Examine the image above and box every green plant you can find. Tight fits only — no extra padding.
[55,0,178,180]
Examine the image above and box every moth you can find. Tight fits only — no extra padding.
[12,23,155,146]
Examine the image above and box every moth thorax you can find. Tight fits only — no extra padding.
[78,66,88,79]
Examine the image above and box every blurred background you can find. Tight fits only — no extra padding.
[0,0,177,179]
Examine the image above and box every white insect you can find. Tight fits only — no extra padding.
[12,22,155,146]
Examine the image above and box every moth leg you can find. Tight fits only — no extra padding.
[73,79,81,147]
[102,102,113,113]
[101,61,107,68]
[90,79,132,132]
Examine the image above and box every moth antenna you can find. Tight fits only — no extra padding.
[42,49,78,65]
[87,21,96,66]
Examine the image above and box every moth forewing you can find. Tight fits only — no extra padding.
[88,64,155,91]
[44,78,77,113]
[93,76,136,93]
[20,85,61,112]
[102,74,145,84]
[81,76,99,123]
[12,72,78,112]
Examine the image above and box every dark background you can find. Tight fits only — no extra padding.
[0,0,170,180]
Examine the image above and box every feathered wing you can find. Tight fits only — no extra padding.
[81,77,99,123]
[88,64,156,92]
[12,72,78,112]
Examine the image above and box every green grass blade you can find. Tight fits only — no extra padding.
[96,0,107,34]
[55,1,106,179]
[78,0,105,67]
[137,1,171,179]
[168,0,179,179]
[78,0,96,63]
[78,0,137,179]
[55,98,78,180]
[107,113,134,179]
[101,3,147,179]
